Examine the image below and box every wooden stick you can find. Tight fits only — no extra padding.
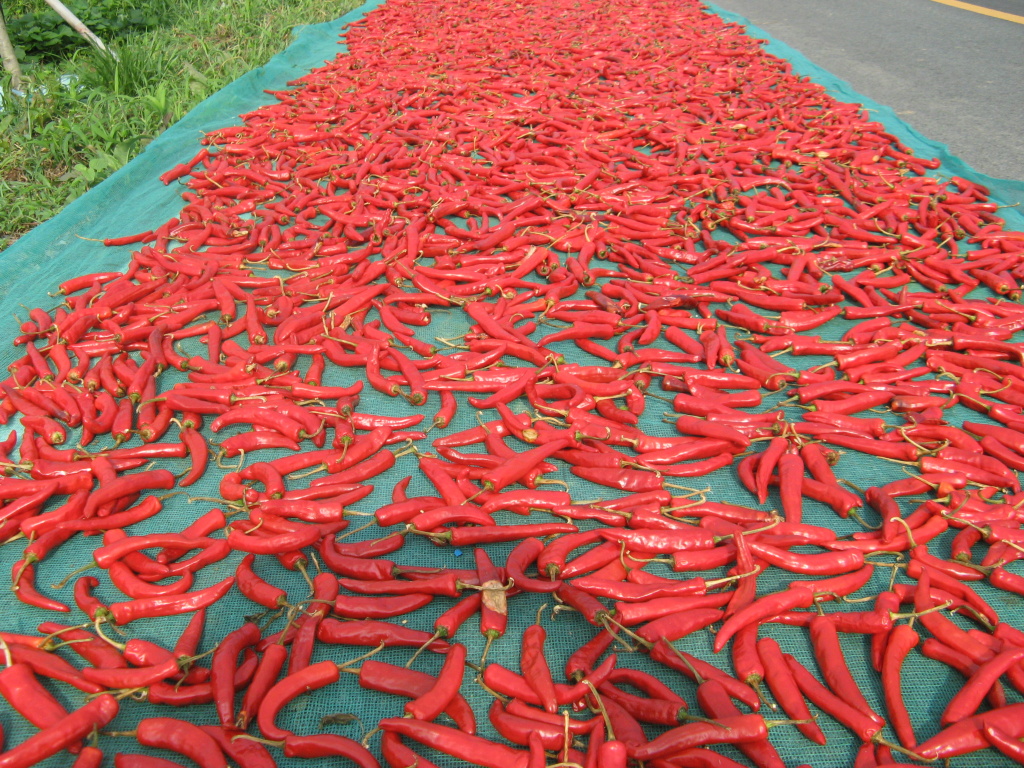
[0,5,23,90]
[42,0,119,61]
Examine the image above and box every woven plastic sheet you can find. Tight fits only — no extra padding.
[1,1,1024,767]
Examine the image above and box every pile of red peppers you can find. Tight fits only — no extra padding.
[2,0,1024,765]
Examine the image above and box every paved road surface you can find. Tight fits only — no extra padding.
[709,0,1024,184]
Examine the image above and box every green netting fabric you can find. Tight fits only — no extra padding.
[0,0,1023,767]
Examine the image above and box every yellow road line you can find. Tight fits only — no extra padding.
[926,0,1024,24]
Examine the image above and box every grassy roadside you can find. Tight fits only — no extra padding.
[1,0,360,250]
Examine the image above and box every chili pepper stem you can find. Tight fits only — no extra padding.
[215,448,244,470]
[664,482,703,491]
[839,479,867,494]
[893,599,955,627]
[480,633,496,667]
[336,519,379,541]
[339,641,387,669]
[736,516,782,538]
[873,737,938,762]
[405,631,443,668]
[232,734,285,747]
[187,495,230,506]
[114,686,148,701]
[848,510,882,530]
[890,517,918,548]
[602,615,652,650]
[862,552,906,567]
[47,637,94,652]
[296,561,315,595]
[92,617,126,649]
[666,642,704,684]
[49,561,97,590]
[37,621,92,646]
[361,725,382,748]
[578,680,614,740]
[290,464,327,480]
[476,672,511,704]
[464,486,487,504]
[645,392,675,404]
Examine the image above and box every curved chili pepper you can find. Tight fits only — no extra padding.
[757,636,826,745]
[942,646,1024,726]
[649,640,758,710]
[210,621,262,727]
[519,617,557,713]
[808,615,881,724]
[0,694,118,768]
[378,718,528,768]
[404,641,467,722]
[283,734,379,768]
[505,537,561,592]
[135,718,227,768]
[108,577,235,625]
[714,587,815,652]
[0,662,71,734]
[235,554,287,609]
[199,725,277,768]
[880,623,920,748]
[356,658,476,733]
[381,732,441,768]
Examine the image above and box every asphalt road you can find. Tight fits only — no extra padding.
[708,0,1024,184]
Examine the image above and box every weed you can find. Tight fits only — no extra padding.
[83,40,177,97]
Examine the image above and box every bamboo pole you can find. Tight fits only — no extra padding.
[42,0,119,61]
[0,4,23,91]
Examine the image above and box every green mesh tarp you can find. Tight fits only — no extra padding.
[1,1,1023,767]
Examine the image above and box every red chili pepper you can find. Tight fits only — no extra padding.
[405,642,468,722]
[357,659,476,733]
[134,718,227,768]
[519,614,557,713]
[210,621,262,727]
[0,694,118,768]
[70,747,104,768]
[379,718,527,768]
[381,732,440,768]
[757,636,826,745]
[282,734,379,768]
[200,725,276,768]
[107,577,234,625]
[714,587,815,652]
[880,623,920,748]
[784,653,883,743]
[649,640,759,711]
[0,662,71,734]
[808,616,881,723]
[942,646,1024,726]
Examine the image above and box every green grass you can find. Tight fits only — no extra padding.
[0,0,359,250]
